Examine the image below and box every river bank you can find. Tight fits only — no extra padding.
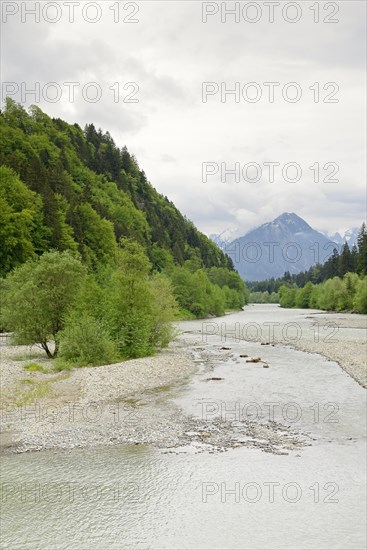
[0,341,195,453]
[0,305,365,454]
[0,336,308,455]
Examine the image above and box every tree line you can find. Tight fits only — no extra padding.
[278,273,366,313]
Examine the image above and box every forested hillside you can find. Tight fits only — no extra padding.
[0,100,248,365]
[0,99,233,275]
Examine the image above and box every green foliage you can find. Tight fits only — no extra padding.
[0,100,234,275]
[0,166,47,275]
[0,102,248,367]
[170,265,248,318]
[279,273,367,313]
[1,246,181,363]
[249,291,279,304]
[207,266,249,308]
[149,244,175,273]
[58,312,117,366]
[1,251,86,357]
[107,243,155,358]
[149,273,178,348]
[24,363,48,373]
[357,223,367,275]
[170,268,212,317]
[353,278,367,313]
[0,278,9,331]
[279,285,297,308]
[294,281,314,308]
[52,193,78,252]
[315,277,346,311]
[74,203,117,268]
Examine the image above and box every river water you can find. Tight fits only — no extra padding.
[1,306,366,549]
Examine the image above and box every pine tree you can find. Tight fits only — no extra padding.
[339,242,353,277]
[357,223,367,275]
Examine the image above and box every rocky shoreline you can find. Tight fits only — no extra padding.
[0,337,310,455]
[1,307,365,455]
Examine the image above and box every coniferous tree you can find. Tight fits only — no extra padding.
[357,223,367,275]
[339,242,353,277]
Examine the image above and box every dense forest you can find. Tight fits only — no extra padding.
[0,100,248,365]
[248,228,367,313]
[0,99,235,274]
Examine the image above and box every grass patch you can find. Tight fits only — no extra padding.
[24,362,48,373]
[13,379,53,406]
[1,371,71,411]
[53,358,75,372]
[174,308,197,320]
[54,355,124,371]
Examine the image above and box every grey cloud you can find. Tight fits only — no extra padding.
[1,0,364,239]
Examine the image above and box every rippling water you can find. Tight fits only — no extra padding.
[2,306,366,549]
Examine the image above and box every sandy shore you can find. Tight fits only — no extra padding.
[0,306,365,454]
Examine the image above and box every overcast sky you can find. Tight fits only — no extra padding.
[2,0,366,238]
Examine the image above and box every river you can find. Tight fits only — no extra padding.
[1,305,366,549]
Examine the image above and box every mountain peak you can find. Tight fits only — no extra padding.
[275,212,297,220]
[274,212,311,226]
[227,213,336,281]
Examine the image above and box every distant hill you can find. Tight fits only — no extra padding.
[219,212,341,282]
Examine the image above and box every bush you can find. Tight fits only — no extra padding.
[149,273,178,348]
[249,291,279,304]
[107,240,173,358]
[208,284,226,317]
[353,278,367,313]
[1,251,86,357]
[171,265,245,318]
[295,282,314,308]
[58,313,117,366]
[279,285,297,308]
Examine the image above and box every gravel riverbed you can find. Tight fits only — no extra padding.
[1,305,365,455]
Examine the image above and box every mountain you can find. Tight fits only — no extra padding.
[327,228,359,248]
[209,228,238,251]
[225,212,339,282]
[0,99,233,275]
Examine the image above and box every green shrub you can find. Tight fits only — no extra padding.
[149,273,178,348]
[279,285,297,308]
[353,278,367,313]
[58,313,117,366]
[295,282,314,308]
